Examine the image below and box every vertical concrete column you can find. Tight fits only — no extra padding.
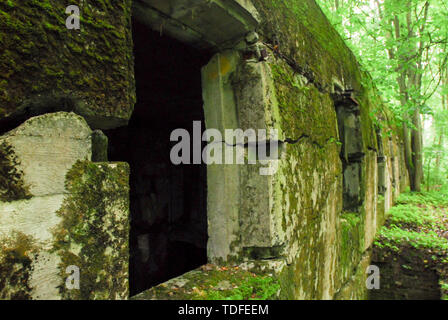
[202,51,242,262]
[232,60,285,251]
[202,50,284,261]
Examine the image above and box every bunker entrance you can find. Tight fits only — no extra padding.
[106,19,212,296]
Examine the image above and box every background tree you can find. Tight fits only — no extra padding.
[317,0,448,191]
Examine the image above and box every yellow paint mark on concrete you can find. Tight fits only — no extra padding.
[219,55,231,76]
[207,55,232,80]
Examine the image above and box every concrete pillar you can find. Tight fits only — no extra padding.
[202,51,242,262]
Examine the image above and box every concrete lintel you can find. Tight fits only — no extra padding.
[133,0,259,51]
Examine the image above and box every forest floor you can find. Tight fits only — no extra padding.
[371,188,448,300]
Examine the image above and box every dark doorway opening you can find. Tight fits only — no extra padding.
[106,19,211,296]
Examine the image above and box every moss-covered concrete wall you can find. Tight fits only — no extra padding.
[246,0,408,299]
[187,0,408,300]
[0,0,135,129]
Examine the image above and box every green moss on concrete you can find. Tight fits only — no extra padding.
[0,141,32,202]
[253,0,362,91]
[376,195,386,229]
[268,53,343,299]
[270,60,338,145]
[277,159,340,299]
[248,0,406,299]
[132,263,281,300]
[251,0,399,299]
[0,231,40,300]
[339,212,364,277]
[333,249,371,300]
[51,160,130,300]
[253,0,386,153]
[0,0,135,124]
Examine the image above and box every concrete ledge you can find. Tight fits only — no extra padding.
[131,260,285,300]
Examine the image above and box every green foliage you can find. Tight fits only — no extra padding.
[374,189,448,300]
[441,281,448,300]
[318,0,447,109]
[317,1,448,189]
[422,106,448,190]
[396,189,448,207]
[376,226,448,251]
[386,204,438,227]
[374,190,448,252]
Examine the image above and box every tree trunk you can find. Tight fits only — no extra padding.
[403,123,414,187]
[410,109,423,191]
[436,67,448,170]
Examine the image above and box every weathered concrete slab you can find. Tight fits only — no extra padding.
[0,112,94,300]
[0,112,92,197]
[0,195,64,246]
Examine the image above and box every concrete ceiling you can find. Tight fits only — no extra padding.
[133,0,259,51]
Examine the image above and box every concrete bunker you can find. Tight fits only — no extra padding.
[0,0,415,301]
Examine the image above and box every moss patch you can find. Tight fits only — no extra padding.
[0,140,32,202]
[339,212,364,276]
[0,0,135,122]
[132,263,281,300]
[51,160,130,300]
[0,231,40,300]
